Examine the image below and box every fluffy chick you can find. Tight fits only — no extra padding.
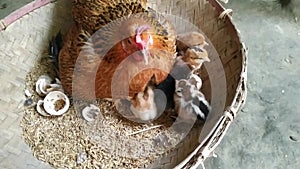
[130,86,158,121]
[176,31,210,73]
[174,75,211,122]
[176,31,208,51]
[188,73,202,90]
[179,46,210,74]
[115,74,176,122]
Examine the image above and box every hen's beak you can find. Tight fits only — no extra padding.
[142,34,153,65]
[141,49,149,65]
[135,32,153,65]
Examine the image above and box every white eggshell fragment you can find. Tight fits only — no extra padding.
[35,75,52,96]
[35,75,64,96]
[82,104,100,122]
[36,100,51,116]
[42,91,70,116]
[77,152,88,164]
[24,89,33,97]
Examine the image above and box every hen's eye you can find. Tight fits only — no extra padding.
[127,39,131,44]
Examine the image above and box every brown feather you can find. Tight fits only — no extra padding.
[72,0,148,33]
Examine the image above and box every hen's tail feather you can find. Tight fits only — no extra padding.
[49,32,63,73]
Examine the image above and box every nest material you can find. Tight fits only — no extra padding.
[21,56,200,168]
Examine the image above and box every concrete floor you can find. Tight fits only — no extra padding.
[0,0,33,19]
[0,0,299,169]
[205,0,300,169]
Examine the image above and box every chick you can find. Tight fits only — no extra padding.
[182,46,210,73]
[188,73,202,90]
[176,31,208,51]
[176,31,210,74]
[130,86,158,121]
[174,75,211,122]
[115,74,176,122]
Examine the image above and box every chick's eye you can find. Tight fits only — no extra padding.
[175,89,183,97]
[176,88,182,93]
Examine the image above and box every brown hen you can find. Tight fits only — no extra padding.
[59,5,176,100]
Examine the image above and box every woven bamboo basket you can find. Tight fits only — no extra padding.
[0,0,247,168]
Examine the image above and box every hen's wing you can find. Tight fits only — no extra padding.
[58,25,97,99]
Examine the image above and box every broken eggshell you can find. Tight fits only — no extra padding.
[35,75,63,96]
[82,104,100,122]
[35,75,52,96]
[36,91,70,116]
[24,89,33,97]
[77,152,88,164]
[36,100,51,116]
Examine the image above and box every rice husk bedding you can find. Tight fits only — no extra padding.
[21,53,203,168]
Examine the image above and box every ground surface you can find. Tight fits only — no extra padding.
[204,0,300,169]
[0,0,299,169]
